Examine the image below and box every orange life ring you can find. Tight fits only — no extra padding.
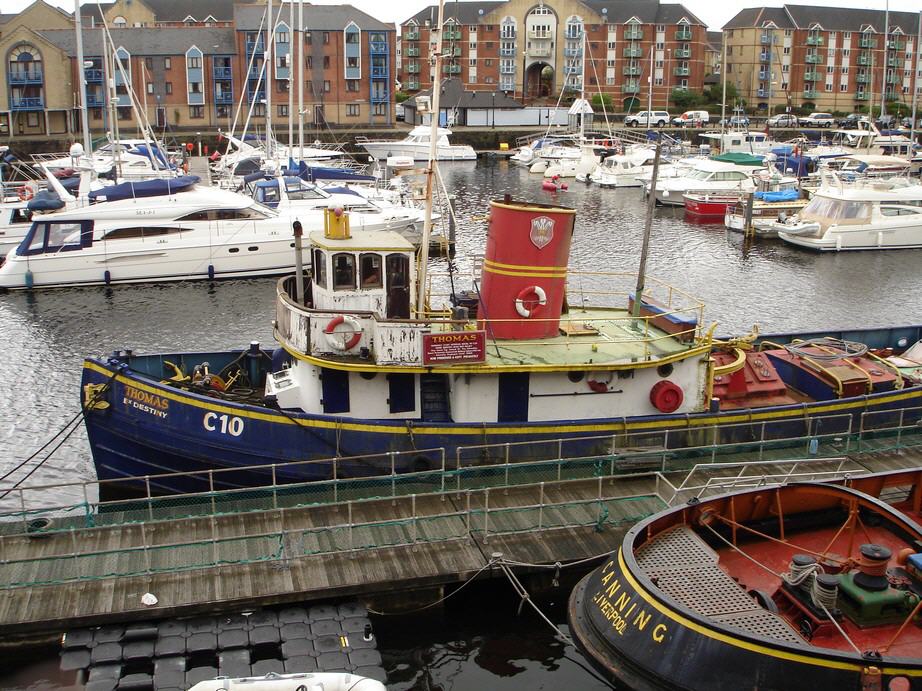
[18,187,33,202]
[324,314,362,351]
[515,285,547,318]
[650,380,683,413]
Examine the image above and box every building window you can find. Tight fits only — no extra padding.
[844,32,851,38]
[656,24,665,32]
[323,80,331,92]
[323,31,330,44]
[485,59,493,66]
[346,79,359,91]
[323,56,330,68]
[346,104,360,116]
[306,56,312,68]
[277,30,289,44]
[146,83,154,94]
[345,32,359,44]
[825,83,833,92]
[189,82,202,94]
[190,105,204,118]
[783,47,790,55]
[843,49,850,57]
[654,77,663,85]
[254,103,266,117]
[216,105,230,118]
[113,16,127,27]
[347,56,358,68]
[187,56,201,69]
[278,104,288,116]
[164,57,171,69]
[145,57,153,69]
[840,83,848,91]
[469,58,476,66]
[165,82,173,94]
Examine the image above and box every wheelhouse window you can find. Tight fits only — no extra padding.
[386,253,408,288]
[176,207,270,221]
[332,252,356,290]
[313,249,327,288]
[360,253,383,288]
[23,221,87,255]
[102,226,185,240]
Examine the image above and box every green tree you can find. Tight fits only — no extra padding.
[591,93,613,108]
[395,91,411,103]
[704,82,739,105]
[670,89,702,109]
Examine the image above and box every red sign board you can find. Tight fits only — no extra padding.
[423,331,486,365]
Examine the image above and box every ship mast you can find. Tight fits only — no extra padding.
[414,0,446,315]
[910,10,921,153]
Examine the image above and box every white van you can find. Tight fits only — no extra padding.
[672,110,710,127]
[624,111,671,127]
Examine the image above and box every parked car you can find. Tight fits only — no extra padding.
[624,110,671,127]
[837,113,864,128]
[671,110,710,127]
[875,114,899,129]
[902,116,921,129]
[718,115,751,127]
[798,112,835,128]
[766,113,798,127]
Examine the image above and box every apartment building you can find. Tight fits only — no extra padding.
[724,5,922,113]
[0,0,396,138]
[398,0,708,110]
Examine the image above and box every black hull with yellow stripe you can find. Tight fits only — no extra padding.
[568,473,922,691]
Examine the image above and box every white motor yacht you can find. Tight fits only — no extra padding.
[0,186,344,289]
[33,140,179,180]
[356,126,476,161]
[590,147,657,188]
[772,180,922,251]
[647,158,767,206]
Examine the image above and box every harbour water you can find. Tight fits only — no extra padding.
[2,158,922,688]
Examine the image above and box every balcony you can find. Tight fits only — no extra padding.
[759,52,770,62]
[857,53,872,66]
[760,33,776,44]
[805,53,822,64]
[213,66,232,79]
[84,68,103,82]
[87,93,105,107]
[806,34,824,46]
[855,92,868,101]
[407,62,420,73]
[370,41,388,54]
[245,40,265,55]
[859,36,876,49]
[500,31,516,40]
[529,29,551,40]
[11,96,44,110]
[884,90,899,100]
[802,89,817,98]
[450,46,462,57]
[500,64,516,74]
[622,65,641,76]
[564,66,580,75]
[370,92,389,104]
[214,92,233,104]
[623,46,643,58]
[856,73,871,83]
[622,81,640,93]
[757,89,773,98]
[500,47,516,56]
[442,64,461,74]
[405,31,419,41]
[406,79,419,90]
[248,68,262,79]
[444,29,462,40]
[675,28,692,41]
[371,66,388,77]
[803,70,821,81]
[8,68,43,84]
[565,47,582,57]
[673,66,690,76]
[674,48,691,59]
[625,29,643,41]
[246,88,265,102]
[529,45,552,57]
[758,70,769,80]
[887,56,902,68]
[886,73,901,84]
[406,47,419,57]
[888,39,904,51]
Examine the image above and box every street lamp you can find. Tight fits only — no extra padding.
[491,91,496,128]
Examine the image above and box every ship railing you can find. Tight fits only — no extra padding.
[657,456,863,506]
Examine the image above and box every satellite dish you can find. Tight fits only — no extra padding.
[478,8,484,14]
[601,7,607,13]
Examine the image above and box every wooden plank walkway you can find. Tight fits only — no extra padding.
[1,448,921,637]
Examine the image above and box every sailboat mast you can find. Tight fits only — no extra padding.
[288,0,294,159]
[73,0,92,157]
[266,0,274,160]
[720,35,727,153]
[910,10,921,151]
[632,141,662,320]
[298,0,304,160]
[414,0,446,316]
[647,41,654,113]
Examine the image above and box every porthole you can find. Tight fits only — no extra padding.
[568,371,585,383]
[248,246,259,252]
[228,247,240,253]
[657,363,674,378]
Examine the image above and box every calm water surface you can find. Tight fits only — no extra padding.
[2,159,921,689]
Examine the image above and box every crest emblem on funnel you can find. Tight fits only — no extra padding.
[529,216,555,249]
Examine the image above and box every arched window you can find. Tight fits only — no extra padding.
[500,16,516,40]
[113,15,127,27]
[565,16,583,40]
[7,44,43,82]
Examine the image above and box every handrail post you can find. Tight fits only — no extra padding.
[538,482,545,529]
[440,449,446,497]
[333,459,339,504]
[272,464,278,510]
[390,452,397,501]
[465,490,471,533]
[209,471,216,516]
[348,500,354,553]
[145,477,153,522]
[759,421,766,461]
[19,489,27,533]
[84,482,93,527]
[411,494,418,548]
[70,527,79,581]
[141,522,151,574]
[898,408,905,446]
[483,488,490,544]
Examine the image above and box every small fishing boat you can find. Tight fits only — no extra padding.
[682,191,744,220]
[187,671,386,691]
[355,127,476,162]
[568,469,922,690]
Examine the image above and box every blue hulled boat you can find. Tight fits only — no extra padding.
[80,196,922,494]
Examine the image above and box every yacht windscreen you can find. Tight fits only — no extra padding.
[801,196,871,225]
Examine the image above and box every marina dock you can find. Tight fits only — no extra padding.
[3,427,922,639]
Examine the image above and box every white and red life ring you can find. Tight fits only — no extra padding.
[587,371,613,393]
[650,380,683,413]
[515,285,547,318]
[324,315,362,351]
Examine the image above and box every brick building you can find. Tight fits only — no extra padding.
[0,0,396,138]
[398,0,708,111]
[723,5,922,114]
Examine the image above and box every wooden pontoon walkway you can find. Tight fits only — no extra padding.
[1,445,921,638]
